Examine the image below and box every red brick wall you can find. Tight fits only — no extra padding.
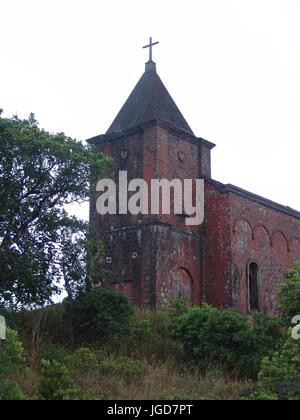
[112,281,134,304]
[201,181,300,314]
[155,225,201,307]
[202,181,232,309]
[230,192,300,314]
[145,124,202,307]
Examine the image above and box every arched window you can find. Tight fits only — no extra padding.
[248,262,261,312]
[175,267,194,305]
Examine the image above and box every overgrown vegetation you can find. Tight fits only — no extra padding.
[0,266,299,400]
[172,304,284,377]
[65,288,133,345]
[278,262,300,320]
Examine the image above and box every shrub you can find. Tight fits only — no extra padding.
[0,377,26,400]
[68,347,99,379]
[169,298,190,320]
[123,308,181,362]
[258,331,300,400]
[251,312,284,360]
[15,305,73,348]
[278,263,300,320]
[173,304,258,376]
[99,357,145,383]
[38,360,75,400]
[0,328,27,400]
[39,343,69,365]
[65,287,133,345]
[0,328,26,376]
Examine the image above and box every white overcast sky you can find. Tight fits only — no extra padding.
[1,0,300,218]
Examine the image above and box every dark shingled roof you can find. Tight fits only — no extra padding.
[106,63,194,135]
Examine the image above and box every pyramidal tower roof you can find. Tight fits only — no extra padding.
[107,42,194,135]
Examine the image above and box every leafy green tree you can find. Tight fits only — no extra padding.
[55,218,88,300]
[38,359,74,400]
[0,328,26,376]
[258,331,300,400]
[0,328,26,400]
[278,262,300,320]
[172,304,283,377]
[172,304,256,374]
[0,111,111,306]
[65,287,133,345]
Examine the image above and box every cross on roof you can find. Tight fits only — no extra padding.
[143,37,159,62]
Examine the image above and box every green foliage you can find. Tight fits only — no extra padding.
[251,312,284,360]
[125,309,181,361]
[67,347,99,378]
[15,305,73,348]
[278,263,300,320]
[173,304,268,376]
[66,287,133,345]
[240,391,279,401]
[258,331,300,400]
[99,357,145,382]
[0,112,111,306]
[169,298,190,320]
[0,328,26,400]
[38,360,74,400]
[0,378,26,400]
[39,343,69,365]
[0,328,26,376]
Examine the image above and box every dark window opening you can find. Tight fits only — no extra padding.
[248,262,260,312]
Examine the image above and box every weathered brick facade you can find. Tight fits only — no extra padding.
[88,61,300,314]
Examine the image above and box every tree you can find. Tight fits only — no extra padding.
[258,331,300,400]
[0,111,111,307]
[278,262,300,320]
[54,217,88,301]
[65,287,133,345]
[54,222,107,300]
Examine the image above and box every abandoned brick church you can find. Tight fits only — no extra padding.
[88,47,300,315]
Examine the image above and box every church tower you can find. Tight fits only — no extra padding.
[88,39,215,308]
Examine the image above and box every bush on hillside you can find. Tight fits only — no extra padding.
[251,312,284,360]
[172,304,283,377]
[38,360,75,401]
[0,378,25,401]
[258,331,300,400]
[0,328,26,400]
[0,329,26,376]
[15,305,73,348]
[67,347,100,379]
[65,287,133,345]
[99,356,145,383]
[39,342,69,365]
[122,308,181,362]
[169,298,190,320]
[278,263,300,320]
[172,305,256,375]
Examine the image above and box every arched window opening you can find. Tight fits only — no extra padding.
[248,262,261,312]
[176,267,194,305]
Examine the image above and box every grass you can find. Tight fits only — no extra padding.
[11,355,253,400]
[98,361,253,400]
[2,305,254,400]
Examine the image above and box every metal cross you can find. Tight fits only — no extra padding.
[143,37,159,62]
